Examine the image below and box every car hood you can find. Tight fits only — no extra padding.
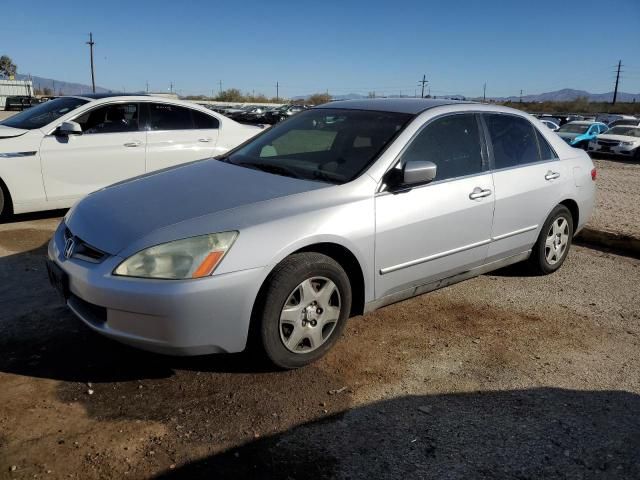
[597,134,639,142]
[65,159,328,255]
[0,125,28,138]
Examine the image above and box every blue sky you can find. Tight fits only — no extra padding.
[2,0,639,98]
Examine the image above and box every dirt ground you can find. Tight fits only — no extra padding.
[0,204,639,479]
[589,158,640,239]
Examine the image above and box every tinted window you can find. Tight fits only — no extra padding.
[1,97,88,130]
[74,103,139,134]
[400,113,483,182]
[148,103,193,130]
[192,110,219,129]
[535,129,557,161]
[484,114,539,169]
[227,108,411,184]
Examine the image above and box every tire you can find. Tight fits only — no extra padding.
[528,205,574,275]
[0,182,10,221]
[258,252,352,369]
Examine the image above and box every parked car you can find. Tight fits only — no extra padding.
[608,118,640,128]
[47,98,596,368]
[595,113,637,126]
[4,95,41,111]
[233,106,271,124]
[264,104,307,124]
[0,94,263,217]
[540,119,560,131]
[588,125,640,159]
[556,121,608,149]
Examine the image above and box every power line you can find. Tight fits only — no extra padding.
[86,32,96,93]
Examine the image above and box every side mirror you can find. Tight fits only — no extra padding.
[57,121,83,136]
[403,160,437,185]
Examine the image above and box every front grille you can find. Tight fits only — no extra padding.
[68,294,107,325]
[598,140,620,147]
[64,227,107,263]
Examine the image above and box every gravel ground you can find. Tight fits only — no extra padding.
[0,111,16,121]
[0,213,639,479]
[589,157,640,239]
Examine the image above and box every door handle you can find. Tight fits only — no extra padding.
[123,141,142,147]
[469,187,492,200]
[545,171,560,180]
[198,138,212,143]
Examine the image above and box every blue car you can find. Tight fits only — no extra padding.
[556,121,608,149]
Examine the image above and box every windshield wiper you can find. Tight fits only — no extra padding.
[311,170,341,184]
[235,161,302,179]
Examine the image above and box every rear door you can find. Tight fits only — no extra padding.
[144,102,219,171]
[375,113,495,299]
[483,113,570,261]
[40,101,145,202]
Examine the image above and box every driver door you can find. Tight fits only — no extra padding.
[40,102,146,203]
[375,113,495,299]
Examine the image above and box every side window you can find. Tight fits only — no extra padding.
[484,114,539,169]
[599,124,608,133]
[148,103,193,131]
[192,110,219,129]
[400,113,484,182]
[535,129,558,161]
[74,103,139,134]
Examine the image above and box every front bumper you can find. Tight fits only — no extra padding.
[47,222,265,356]
[588,143,639,157]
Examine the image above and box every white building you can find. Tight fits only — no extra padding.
[0,79,34,110]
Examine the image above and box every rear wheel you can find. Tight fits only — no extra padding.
[0,182,11,221]
[528,205,574,275]
[258,252,352,369]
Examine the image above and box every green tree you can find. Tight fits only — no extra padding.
[0,55,17,79]
[307,93,331,106]
[216,88,244,102]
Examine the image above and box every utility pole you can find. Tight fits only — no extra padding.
[612,59,622,105]
[146,81,149,93]
[519,89,523,103]
[418,74,428,98]
[169,81,174,93]
[219,80,223,95]
[86,32,96,93]
[276,81,279,101]
[483,82,486,102]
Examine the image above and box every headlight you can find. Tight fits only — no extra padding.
[114,231,238,279]
[621,141,635,146]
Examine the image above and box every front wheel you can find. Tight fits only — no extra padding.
[528,205,574,275]
[258,252,352,369]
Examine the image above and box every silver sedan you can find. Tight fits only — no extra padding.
[47,99,596,368]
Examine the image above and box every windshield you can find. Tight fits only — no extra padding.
[558,123,589,134]
[225,108,412,184]
[606,126,640,138]
[1,96,89,130]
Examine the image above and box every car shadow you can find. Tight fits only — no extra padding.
[0,208,68,224]
[155,387,640,479]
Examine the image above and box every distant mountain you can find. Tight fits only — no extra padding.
[16,74,113,95]
[495,88,640,103]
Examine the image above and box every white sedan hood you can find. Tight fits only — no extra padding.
[0,125,28,138]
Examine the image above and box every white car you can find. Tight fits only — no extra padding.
[588,125,640,159]
[0,94,263,217]
[540,119,560,131]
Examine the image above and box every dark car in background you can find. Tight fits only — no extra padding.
[264,104,307,124]
[4,96,41,111]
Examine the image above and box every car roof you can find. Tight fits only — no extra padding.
[567,120,601,125]
[314,98,472,114]
[76,93,149,100]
